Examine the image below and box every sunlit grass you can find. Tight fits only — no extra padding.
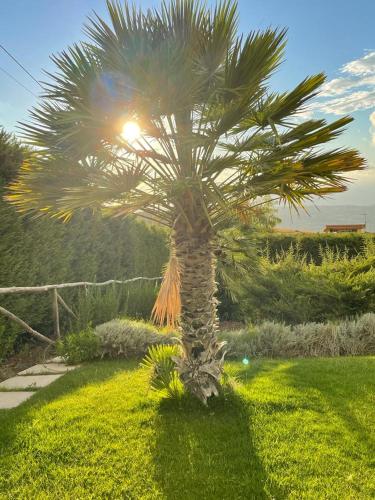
[0,358,374,499]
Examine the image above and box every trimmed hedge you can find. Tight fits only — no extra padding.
[0,200,168,358]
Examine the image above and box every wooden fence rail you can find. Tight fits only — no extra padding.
[0,276,162,345]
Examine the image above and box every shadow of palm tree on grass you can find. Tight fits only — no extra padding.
[152,380,286,500]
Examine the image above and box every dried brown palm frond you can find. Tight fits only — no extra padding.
[152,249,181,329]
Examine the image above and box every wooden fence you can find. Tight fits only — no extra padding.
[0,277,161,345]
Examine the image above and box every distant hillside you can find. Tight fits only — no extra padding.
[276,205,375,233]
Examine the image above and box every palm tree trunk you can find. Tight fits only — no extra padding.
[173,222,225,404]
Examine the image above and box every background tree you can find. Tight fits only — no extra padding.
[7,0,365,402]
[0,128,26,186]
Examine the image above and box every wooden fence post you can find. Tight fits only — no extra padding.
[57,292,78,319]
[52,288,60,339]
[0,305,54,345]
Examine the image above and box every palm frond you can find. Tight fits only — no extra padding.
[6,0,365,228]
[5,153,148,219]
[152,248,181,328]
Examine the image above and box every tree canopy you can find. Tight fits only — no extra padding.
[6,0,365,226]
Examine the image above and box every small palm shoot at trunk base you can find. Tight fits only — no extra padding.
[6,0,365,404]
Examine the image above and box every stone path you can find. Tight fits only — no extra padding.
[0,357,79,410]
[18,363,77,375]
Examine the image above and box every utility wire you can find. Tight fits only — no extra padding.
[0,65,38,97]
[0,43,43,89]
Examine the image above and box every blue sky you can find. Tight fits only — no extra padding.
[0,0,374,205]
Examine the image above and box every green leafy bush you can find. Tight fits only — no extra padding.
[122,281,160,319]
[218,229,375,322]
[73,286,124,332]
[255,232,375,264]
[219,313,375,359]
[239,241,375,324]
[56,328,100,364]
[94,318,175,359]
[141,344,183,398]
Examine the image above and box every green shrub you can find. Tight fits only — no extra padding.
[0,325,17,362]
[247,322,293,357]
[218,230,375,323]
[288,323,341,357]
[219,313,375,359]
[219,323,293,359]
[141,344,183,398]
[255,232,375,264]
[122,281,160,319]
[217,330,252,360]
[239,241,375,324]
[94,318,175,359]
[56,328,100,364]
[336,313,375,356]
[73,286,124,331]
[285,315,375,357]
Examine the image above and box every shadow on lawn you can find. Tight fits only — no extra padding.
[152,375,284,500]
[0,360,138,451]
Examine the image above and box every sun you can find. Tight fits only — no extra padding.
[121,121,141,142]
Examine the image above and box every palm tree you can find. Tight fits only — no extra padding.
[7,0,365,403]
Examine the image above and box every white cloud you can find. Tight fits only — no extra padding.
[342,51,375,75]
[313,90,375,115]
[320,74,375,97]
[362,75,375,86]
[313,51,375,117]
[320,77,357,97]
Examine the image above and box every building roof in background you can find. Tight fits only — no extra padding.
[323,224,366,232]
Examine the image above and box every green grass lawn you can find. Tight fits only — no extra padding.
[0,358,374,499]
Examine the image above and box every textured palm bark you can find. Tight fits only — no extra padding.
[173,223,226,404]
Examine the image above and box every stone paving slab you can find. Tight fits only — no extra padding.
[18,363,77,375]
[0,374,63,390]
[47,356,65,363]
[0,391,35,409]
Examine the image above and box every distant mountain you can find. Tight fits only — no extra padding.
[276,204,375,233]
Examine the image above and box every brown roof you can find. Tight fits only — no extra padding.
[324,224,366,231]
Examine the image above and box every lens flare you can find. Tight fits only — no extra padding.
[121,121,141,142]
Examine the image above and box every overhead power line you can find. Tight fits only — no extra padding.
[0,65,38,97]
[0,43,43,89]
